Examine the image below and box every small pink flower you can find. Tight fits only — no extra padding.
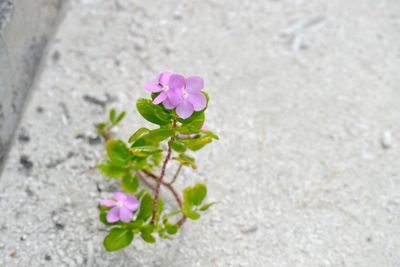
[100,192,139,223]
[144,71,183,107]
[174,76,207,119]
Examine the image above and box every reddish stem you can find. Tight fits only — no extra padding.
[166,164,183,185]
[136,171,155,190]
[142,170,187,226]
[150,117,176,224]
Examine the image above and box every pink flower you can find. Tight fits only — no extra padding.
[100,192,139,223]
[144,71,183,107]
[173,76,207,119]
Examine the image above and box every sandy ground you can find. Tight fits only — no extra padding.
[1,0,400,266]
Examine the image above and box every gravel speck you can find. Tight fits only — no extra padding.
[20,155,33,169]
[381,130,392,149]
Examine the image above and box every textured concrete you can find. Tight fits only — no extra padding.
[0,0,400,266]
[0,0,62,172]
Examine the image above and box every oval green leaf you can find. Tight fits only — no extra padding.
[103,228,133,252]
[136,98,171,125]
[136,193,153,222]
[121,174,139,193]
[128,127,150,143]
[169,140,186,153]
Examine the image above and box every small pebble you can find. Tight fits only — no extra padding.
[54,222,65,230]
[20,155,33,169]
[381,130,392,149]
[240,224,258,234]
[18,129,30,143]
[36,106,44,113]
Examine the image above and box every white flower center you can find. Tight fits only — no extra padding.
[116,201,123,207]
[183,90,188,97]
[162,85,169,91]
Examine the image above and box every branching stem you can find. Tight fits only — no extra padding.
[150,119,176,224]
[143,169,187,226]
[136,171,155,190]
[166,164,183,185]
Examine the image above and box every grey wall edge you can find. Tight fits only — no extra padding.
[0,0,63,175]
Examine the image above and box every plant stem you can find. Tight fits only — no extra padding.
[150,145,171,224]
[143,170,187,226]
[166,164,183,185]
[150,119,176,224]
[136,171,155,190]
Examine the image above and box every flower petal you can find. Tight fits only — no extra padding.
[119,207,133,223]
[113,192,127,202]
[176,99,194,119]
[124,196,139,211]
[163,98,176,109]
[157,71,172,85]
[186,76,204,93]
[152,91,168,104]
[167,88,183,106]
[188,92,207,111]
[144,83,162,93]
[100,199,116,207]
[168,74,185,90]
[178,134,188,138]
[106,207,120,223]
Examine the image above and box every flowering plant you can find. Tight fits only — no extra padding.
[98,72,218,251]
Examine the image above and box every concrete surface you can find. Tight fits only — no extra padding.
[0,0,399,266]
[0,0,62,172]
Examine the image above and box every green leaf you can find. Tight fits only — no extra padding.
[183,208,201,220]
[129,158,151,170]
[136,98,171,125]
[163,210,182,219]
[203,91,210,108]
[140,233,156,244]
[183,186,198,219]
[103,228,133,252]
[172,154,197,169]
[127,219,144,229]
[180,136,212,151]
[201,130,219,140]
[169,140,186,153]
[115,111,126,124]
[190,183,207,206]
[158,230,168,239]
[121,174,139,193]
[199,202,218,211]
[151,151,163,166]
[136,193,153,222]
[96,122,108,131]
[177,112,205,134]
[129,146,162,157]
[182,183,207,220]
[165,223,179,235]
[99,210,108,224]
[99,162,128,178]
[147,128,175,142]
[131,128,174,148]
[155,197,164,223]
[176,108,204,125]
[128,128,150,143]
[135,188,147,199]
[139,224,155,235]
[106,139,131,165]
[109,108,116,123]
